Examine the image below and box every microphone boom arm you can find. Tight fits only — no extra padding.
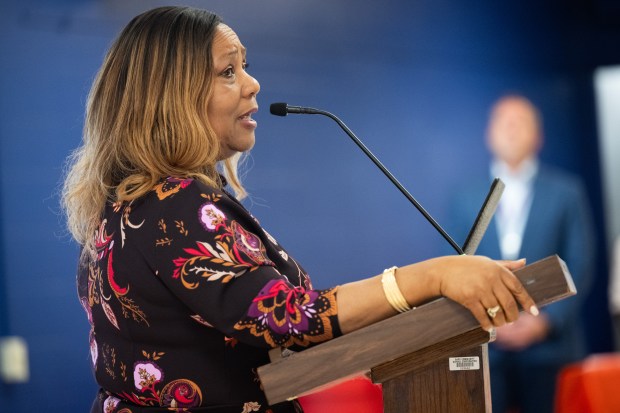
[290,105,465,255]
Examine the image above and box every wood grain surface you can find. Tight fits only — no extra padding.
[258,255,575,405]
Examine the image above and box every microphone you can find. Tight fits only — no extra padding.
[269,102,465,255]
[270,103,320,116]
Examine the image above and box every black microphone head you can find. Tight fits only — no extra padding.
[270,102,288,116]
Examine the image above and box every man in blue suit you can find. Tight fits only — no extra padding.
[449,95,595,413]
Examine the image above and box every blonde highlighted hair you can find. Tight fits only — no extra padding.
[62,6,246,260]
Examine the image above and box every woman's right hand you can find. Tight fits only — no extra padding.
[402,255,538,332]
[337,254,538,334]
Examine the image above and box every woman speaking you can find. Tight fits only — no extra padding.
[62,6,537,412]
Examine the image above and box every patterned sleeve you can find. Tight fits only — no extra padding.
[148,178,341,350]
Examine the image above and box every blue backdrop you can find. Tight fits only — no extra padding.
[0,0,617,411]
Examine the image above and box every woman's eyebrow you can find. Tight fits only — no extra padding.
[219,46,247,60]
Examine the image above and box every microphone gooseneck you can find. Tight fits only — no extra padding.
[269,102,465,255]
[270,103,321,116]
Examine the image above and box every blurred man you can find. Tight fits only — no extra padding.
[449,95,595,413]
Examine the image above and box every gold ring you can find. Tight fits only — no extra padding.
[486,305,501,319]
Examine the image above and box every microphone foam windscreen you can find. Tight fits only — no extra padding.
[270,103,288,116]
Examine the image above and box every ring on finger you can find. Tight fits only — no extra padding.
[486,305,502,319]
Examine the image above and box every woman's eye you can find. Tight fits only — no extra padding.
[221,66,234,78]
[220,62,249,79]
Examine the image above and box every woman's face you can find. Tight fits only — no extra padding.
[207,24,260,160]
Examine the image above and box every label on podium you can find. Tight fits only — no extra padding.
[449,356,480,371]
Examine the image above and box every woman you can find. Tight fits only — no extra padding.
[62,6,537,413]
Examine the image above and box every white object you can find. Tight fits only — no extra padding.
[0,336,30,383]
[449,356,480,371]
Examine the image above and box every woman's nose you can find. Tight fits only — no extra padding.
[244,72,260,98]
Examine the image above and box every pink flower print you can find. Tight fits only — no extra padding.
[231,221,272,266]
[80,297,93,325]
[89,334,98,368]
[198,203,226,232]
[133,361,163,392]
[160,379,203,407]
[247,280,312,335]
[103,395,120,413]
[235,279,338,348]
[168,176,193,189]
[242,401,262,412]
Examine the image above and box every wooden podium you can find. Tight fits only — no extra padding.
[258,255,576,412]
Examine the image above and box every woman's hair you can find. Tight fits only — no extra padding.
[62,6,247,260]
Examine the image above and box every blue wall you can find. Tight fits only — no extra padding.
[0,1,616,411]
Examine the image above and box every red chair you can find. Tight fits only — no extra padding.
[298,375,384,413]
[555,353,620,413]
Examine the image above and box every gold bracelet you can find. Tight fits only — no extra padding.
[381,266,411,313]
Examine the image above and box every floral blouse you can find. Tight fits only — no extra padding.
[77,177,342,413]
